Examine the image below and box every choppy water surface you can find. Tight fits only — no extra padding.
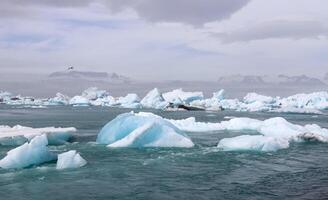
[0,106,328,200]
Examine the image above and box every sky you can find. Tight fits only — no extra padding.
[0,0,327,81]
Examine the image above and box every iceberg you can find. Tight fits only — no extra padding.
[218,117,328,151]
[243,93,276,104]
[82,87,109,100]
[96,112,194,148]
[168,116,328,151]
[46,93,70,105]
[168,117,224,132]
[278,92,328,110]
[163,89,204,104]
[218,135,289,152]
[0,125,76,145]
[56,150,87,170]
[0,135,56,169]
[91,96,116,106]
[117,93,142,108]
[189,90,225,111]
[140,88,168,109]
[69,96,90,106]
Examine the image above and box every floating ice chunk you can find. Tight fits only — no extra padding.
[218,117,328,151]
[47,93,70,105]
[56,150,87,170]
[82,87,109,100]
[168,116,328,151]
[163,89,204,104]
[168,117,224,132]
[140,88,168,109]
[0,135,56,169]
[218,135,289,152]
[69,96,90,106]
[212,89,225,101]
[91,96,117,106]
[96,112,194,148]
[0,125,76,145]
[190,90,225,111]
[243,93,276,104]
[278,92,328,110]
[117,94,142,108]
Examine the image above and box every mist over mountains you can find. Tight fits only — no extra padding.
[0,70,327,99]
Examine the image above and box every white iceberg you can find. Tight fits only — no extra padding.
[278,91,328,110]
[117,93,142,108]
[140,88,168,109]
[82,87,109,100]
[243,93,276,104]
[169,116,328,151]
[0,125,76,145]
[168,117,224,132]
[0,135,56,169]
[69,96,90,106]
[163,89,204,104]
[190,90,225,111]
[46,93,70,105]
[218,135,289,152]
[56,150,87,170]
[218,117,328,151]
[96,112,194,148]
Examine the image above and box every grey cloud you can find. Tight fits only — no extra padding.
[1,0,92,7]
[0,0,250,26]
[106,0,250,26]
[217,20,328,43]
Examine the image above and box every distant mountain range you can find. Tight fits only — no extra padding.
[48,70,130,83]
[217,74,327,86]
[324,73,328,82]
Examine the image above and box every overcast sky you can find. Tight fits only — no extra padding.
[0,0,327,80]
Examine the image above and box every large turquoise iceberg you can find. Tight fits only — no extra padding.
[96,112,194,148]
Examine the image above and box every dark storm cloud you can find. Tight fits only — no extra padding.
[106,0,250,26]
[217,20,328,43]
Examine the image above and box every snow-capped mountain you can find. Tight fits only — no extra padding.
[218,74,326,86]
[324,73,328,83]
[218,75,266,85]
[49,70,130,83]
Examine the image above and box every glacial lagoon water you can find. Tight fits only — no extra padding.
[0,105,328,200]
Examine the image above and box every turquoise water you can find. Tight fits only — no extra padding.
[0,106,328,200]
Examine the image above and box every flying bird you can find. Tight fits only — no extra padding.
[67,66,74,71]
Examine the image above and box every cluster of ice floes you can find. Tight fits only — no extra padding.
[0,134,87,170]
[96,112,194,148]
[0,125,76,145]
[168,116,328,151]
[1,88,328,113]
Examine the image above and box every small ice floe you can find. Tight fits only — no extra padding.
[0,135,56,169]
[56,150,87,170]
[96,112,194,148]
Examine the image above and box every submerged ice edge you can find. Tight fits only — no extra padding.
[0,125,76,145]
[1,88,328,113]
